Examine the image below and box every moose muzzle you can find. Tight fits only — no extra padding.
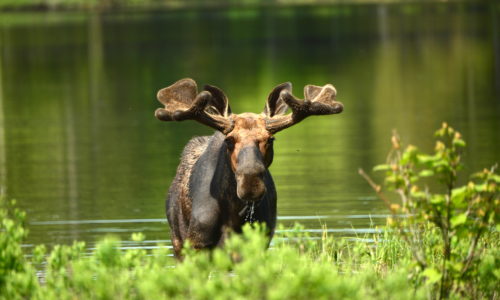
[235,146,267,201]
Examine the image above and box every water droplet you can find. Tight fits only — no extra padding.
[245,201,256,224]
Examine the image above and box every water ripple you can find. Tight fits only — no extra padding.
[30,214,390,226]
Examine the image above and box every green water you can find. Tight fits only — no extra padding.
[0,2,499,249]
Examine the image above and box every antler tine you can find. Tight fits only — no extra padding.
[265,84,343,133]
[155,79,234,134]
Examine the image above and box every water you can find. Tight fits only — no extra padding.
[1,2,499,250]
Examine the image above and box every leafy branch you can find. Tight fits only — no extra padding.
[360,123,499,299]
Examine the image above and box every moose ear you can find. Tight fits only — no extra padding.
[204,84,232,117]
[263,82,291,117]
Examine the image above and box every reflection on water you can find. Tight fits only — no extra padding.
[0,2,499,249]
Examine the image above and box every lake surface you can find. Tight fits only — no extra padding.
[1,2,499,250]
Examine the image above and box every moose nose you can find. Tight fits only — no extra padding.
[236,173,266,201]
[235,146,267,201]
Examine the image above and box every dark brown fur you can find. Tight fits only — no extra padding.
[166,127,277,258]
[166,136,209,255]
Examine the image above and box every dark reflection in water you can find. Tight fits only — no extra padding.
[0,2,499,248]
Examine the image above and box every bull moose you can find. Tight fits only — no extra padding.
[155,78,343,258]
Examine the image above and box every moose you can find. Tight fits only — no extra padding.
[155,78,343,258]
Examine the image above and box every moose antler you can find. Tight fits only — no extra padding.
[265,83,343,133]
[155,78,234,134]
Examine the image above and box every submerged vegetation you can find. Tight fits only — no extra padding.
[0,124,498,299]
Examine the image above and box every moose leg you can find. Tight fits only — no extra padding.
[171,233,183,258]
[186,204,222,250]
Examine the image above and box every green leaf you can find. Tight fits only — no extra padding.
[474,184,487,192]
[451,186,467,206]
[493,269,500,280]
[373,164,391,172]
[449,261,463,273]
[385,175,405,189]
[430,194,445,204]
[417,154,435,163]
[401,145,418,165]
[433,160,450,169]
[422,268,442,284]
[453,139,466,148]
[435,127,446,137]
[131,232,145,242]
[418,170,434,177]
[411,191,427,199]
[450,213,468,228]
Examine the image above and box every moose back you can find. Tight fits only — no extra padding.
[155,78,343,258]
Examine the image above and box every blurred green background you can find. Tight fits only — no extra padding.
[0,1,499,249]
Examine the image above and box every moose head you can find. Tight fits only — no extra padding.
[155,78,343,203]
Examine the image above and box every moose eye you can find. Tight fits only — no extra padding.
[267,137,275,144]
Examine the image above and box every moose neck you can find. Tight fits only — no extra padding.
[209,132,240,199]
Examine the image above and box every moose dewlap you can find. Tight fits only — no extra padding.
[155,78,343,258]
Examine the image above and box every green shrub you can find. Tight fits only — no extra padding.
[0,198,38,300]
[0,198,429,300]
[360,123,499,299]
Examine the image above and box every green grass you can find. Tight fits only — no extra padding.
[0,199,498,300]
